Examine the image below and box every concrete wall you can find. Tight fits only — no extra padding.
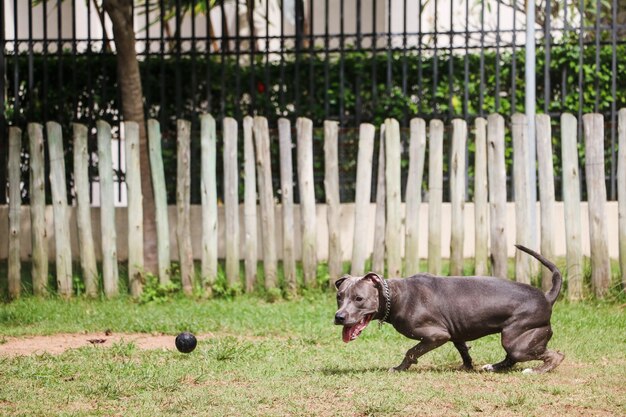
[4,0,532,54]
[0,202,619,262]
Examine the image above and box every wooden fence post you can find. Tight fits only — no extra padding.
[385,118,402,277]
[536,114,556,292]
[474,118,489,276]
[350,123,375,276]
[253,116,277,289]
[297,117,317,287]
[200,114,217,291]
[619,109,626,292]
[405,118,426,276]
[450,119,467,276]
[28,123,48,296]
[47,122,73,297]
[278,118,297,293]
[223,117,240,289]
[372,124,386,274]
[487,114,508,279]
[583,113,610,298]
[97,120,119,297]
[561,113,583,300]
[124,121,144,297]
[428,119,444,275]
[324,120,342,285]
[512,114,532,284]
[243,116,257,292]
[73,124,98,296]
[176,119,194,295]
[8,127,22,299]
[147,119,171,285]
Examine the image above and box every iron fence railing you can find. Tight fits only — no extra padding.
[1,0,626,204]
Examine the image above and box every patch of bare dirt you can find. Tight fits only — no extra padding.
[0,332,212,356]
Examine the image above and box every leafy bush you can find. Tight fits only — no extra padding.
[4,42,623,203]
[138,273,181,304]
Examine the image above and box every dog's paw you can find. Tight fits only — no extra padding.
[459,364,474,372]
[521,368,535,374]
[481,364,495,372]
[389,365,410,373]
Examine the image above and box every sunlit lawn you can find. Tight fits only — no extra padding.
[0,291,624,416]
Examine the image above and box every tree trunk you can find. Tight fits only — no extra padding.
[103,0,158,276]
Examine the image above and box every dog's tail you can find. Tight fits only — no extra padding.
[515,244,562,306]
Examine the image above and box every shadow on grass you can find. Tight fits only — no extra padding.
[320,366,391,375]
[321,363,530,375]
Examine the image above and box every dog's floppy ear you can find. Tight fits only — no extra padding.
[334,275,351,290]
[363,272,383,289]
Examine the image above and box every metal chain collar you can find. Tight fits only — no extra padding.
[379,278,391,326]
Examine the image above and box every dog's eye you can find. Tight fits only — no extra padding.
[355,296,363,302]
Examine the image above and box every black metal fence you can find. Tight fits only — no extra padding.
[1,0,626,204]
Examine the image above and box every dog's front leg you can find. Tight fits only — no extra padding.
[390,339,447,372]
[453,341,474,370]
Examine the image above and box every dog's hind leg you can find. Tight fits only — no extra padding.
[522,350,565,374]
[500,324,564,373]
[481,355,516,372]
[453,341,473,370]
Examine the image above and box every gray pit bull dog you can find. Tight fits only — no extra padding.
[334,245,564,373]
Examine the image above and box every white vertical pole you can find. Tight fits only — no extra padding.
[526,0,537,249]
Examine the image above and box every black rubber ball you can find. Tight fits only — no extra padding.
[175,332,197,353]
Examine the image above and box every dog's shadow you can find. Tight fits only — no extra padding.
[320,366,390,376]
[320,365,471,375]
[320,364,517,375]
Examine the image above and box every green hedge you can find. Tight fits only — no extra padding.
[4,42,624,203]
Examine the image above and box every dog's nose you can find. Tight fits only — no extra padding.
[335,312,345,324]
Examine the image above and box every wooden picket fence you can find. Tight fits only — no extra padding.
[3,111,626,300]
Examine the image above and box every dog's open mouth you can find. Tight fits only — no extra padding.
[342,314,373,343]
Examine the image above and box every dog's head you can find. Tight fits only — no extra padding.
[334,272,384,343]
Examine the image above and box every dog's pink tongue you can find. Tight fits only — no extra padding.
[342,326,354,343]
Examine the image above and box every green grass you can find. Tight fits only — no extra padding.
[0,294,625,416]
